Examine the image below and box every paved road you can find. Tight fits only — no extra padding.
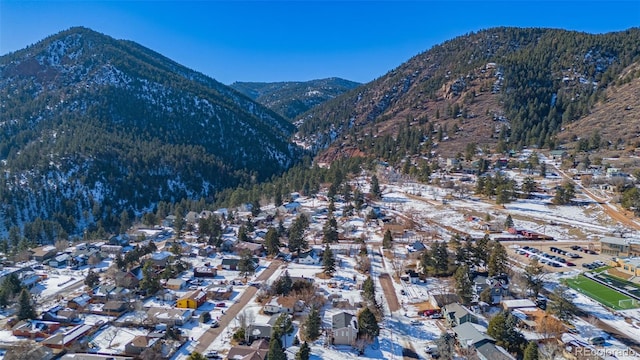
[194,260,283,354]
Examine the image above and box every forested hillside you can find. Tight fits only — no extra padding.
[230,78,360,120]
[297,27,640,160]
[0,27,301,242]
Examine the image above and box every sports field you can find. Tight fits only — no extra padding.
[565,275,639,310]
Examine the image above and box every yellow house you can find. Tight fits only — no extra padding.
[176,290,207,309]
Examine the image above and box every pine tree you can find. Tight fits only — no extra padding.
[523,341,539,360]
[370,175,381,199]
[296,341,310,360]
[322,245,336,276]
[264,227,281,256]
[84,269,100,288]
[238,250,256,279]
[382,229,393,249]
[322,216,339,243]
[273,313,294,347]
[504,214,514,230]
[548,286,578,321]
[288,214,309,256]
[488,241,508,276]
[304,306,321,341]
[268,337,287,360]
[17,288,36,320]
[140,260,160,295]
[488,312,527,357]
[433,241,450,275]
[362,276,375,303]
[524,257,545,298]
[454,265,474,305]
[357,307,380,339]
[238,225,249,242]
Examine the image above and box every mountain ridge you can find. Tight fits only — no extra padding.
[0,26,302,240]
[230,77,361,120]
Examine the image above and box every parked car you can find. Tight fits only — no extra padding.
[566,262,576,266]
[216,302,226,307]
[205,351,221,359]
[589,336,605,346]
[210,320,219,328]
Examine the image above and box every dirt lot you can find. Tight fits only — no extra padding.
[379,273,401,312]
[502,240,612,272]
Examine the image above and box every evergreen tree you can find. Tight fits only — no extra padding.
[17,288,36,320]
[268,337,287,360]
[187,353,207,360]
[251,199,261,217]
[84,269,100,288]
[548,286,578,321]
[238,225,249,242]
[264,227,281,256]
[173,208,185,238]
[304,306,321,341]
[435,332,455,360]
[382,229,393,249]
[504,214,514,230]
[524,257,545,298]
[362,276,375,303]
[322,244,336,276]
[454,265,474,305]
[553,181,576,205]
[288,214,309,255]
[140,260,160,295]
[370,174,381,199]
[274,186,283,207]
[357,307,380,339]
[523,341,540,360]
[488,241,508,276]
[322,216,339,243]
[238,249,256,279]
[487,312,527,357]
[273,313,294,347]
[433,241,450,275]
[521,177,537,198]
[296,341,310,360]
[274,270,293,295]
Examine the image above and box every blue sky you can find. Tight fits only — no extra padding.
[1,1,638,84]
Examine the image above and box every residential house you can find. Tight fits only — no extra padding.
[221,258,240,270]
[67,294,92,310]
[298,250,319,265]
[149,251,173,268]
[102,301,128,316]
[409,241,426,252]
[165,278,186,291]
[476,342,516,360]
[185,211,199,224]
[549,150,567,161]
[4,345,54,360]
[124,336,159,356]
[100,245,123,257]
[227,339,269,360]
[49,253,70,268]
[206,285,233,300]
[331,312,358,346]
[194,266,217,278]
[146,307,192,326]
[235,241,264,256]
[29,245,58,262]
[442,302,478,327]
[41,324,94,352]
[12,320,61,339]
[452,322,494,349]
[176,289,207,309]
[41,307,80,325]
[263,296,304,314]
[198,245,216,257]
[501,299,537,312]
[246,324,272,343]
[115,268,142,289]
[474,274,509,305]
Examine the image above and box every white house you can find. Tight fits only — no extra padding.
[263,296,304,315]
[298,250,319,265]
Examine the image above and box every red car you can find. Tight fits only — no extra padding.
[216,302,226,308]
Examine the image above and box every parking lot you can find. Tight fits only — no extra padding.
[503,241,613,272]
